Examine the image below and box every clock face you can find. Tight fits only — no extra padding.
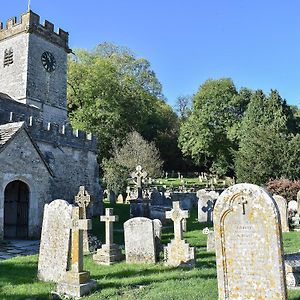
[41,51,56,72]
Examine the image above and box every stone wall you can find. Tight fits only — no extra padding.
[0,129,52,238]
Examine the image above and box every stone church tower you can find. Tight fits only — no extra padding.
[0,11,102,239]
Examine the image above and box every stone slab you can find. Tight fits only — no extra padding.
[213,183,287,300]
[38,199,73,283]
[124,217,156,264]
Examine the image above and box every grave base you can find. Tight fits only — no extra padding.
[57,270,97,298]
[93,244,124,265]
[164,239,195,267]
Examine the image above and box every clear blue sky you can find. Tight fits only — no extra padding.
[2,0,300,107]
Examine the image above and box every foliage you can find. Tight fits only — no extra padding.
[102,131,163,194]
[67,43,178,164]
[266,179,300,202]
[178,78,251,176]
[236,89,300,184]
[175,95,192,120]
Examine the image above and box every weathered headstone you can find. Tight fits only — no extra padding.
[75,186,91,254]
[164,201,195,267]
[38,200,73,283]
[117,194,124,204]
[57,206,96,298]
[202,227,215,252]
[284,252,300,287]
[124,217,156,264]
[273,195,289,232]
[214,183,287,300]
[297,190,300,213]
[197,189,216,224]
[93,208,123,265]
[289,200,298,212]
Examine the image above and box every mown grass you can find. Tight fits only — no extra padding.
[0,203,300,299]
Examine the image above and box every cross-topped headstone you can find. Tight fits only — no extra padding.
[131,165,148,199]
[166,201,189,241]
[101,208,118,246]
[93,208,123,265]
[57,206,96,298]
[70,206,92,273]
[292,214,300,228]
[75,186,91,253]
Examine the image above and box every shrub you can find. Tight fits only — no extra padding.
[266,179,300,202]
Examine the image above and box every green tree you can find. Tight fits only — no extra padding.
[178,78,250,176]
[235,90,297,184]
[67,43,176,162]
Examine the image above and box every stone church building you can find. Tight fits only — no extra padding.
[0,11,102,239]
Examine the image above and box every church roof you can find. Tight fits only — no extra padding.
[0,121,24,149]
[0,121,53,176]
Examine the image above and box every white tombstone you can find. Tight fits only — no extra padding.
[38,200,73,283]
[214,183,287,300]
[124,217,156,264]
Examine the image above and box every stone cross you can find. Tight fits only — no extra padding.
[70,206,92,273]
[75,186,91,219]
[292,214,300,227]
[101,208,118,246]
[131,165,148,199]
[166,201,189,241]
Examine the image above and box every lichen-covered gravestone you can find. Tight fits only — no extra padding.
[214,183,287,300]
[124,217,156,263]
[273,195,289,232]
[164,201,195,267]
[38,200,73,282]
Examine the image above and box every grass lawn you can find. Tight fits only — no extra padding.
[1,203,300,299]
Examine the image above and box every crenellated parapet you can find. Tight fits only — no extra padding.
[0,10,71,52]
[0,110,97,152]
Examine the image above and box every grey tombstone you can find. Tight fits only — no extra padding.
[214,183,287,300]
[273,195,289,232]
[38,199,73,283]
[124,217,156,264]
[297,190,300,213]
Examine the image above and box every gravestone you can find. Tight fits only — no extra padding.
[75,186,91,254]
[202,227,215,252]
[93,208,123,265]
[57,206,96,298]
[197,189,216,224]
[38,200,73,283]
[214,183,287,300]
[117,194,124,204]
[153,219,163,260]
[124,217,156,264]
[289,200,298,212]
[164,201,195,267]
[273,195,289,232]
[284,252,300,287]
[297,190,300,212]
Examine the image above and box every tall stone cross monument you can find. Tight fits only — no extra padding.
[131,165,147,199]
[164,201,195,267]
[57,206,96,298]
[93,208,123,265]
[75,186,91,253]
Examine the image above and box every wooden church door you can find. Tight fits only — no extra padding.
[4,181,29,239]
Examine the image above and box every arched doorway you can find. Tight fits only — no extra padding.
[4,181,29,239]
